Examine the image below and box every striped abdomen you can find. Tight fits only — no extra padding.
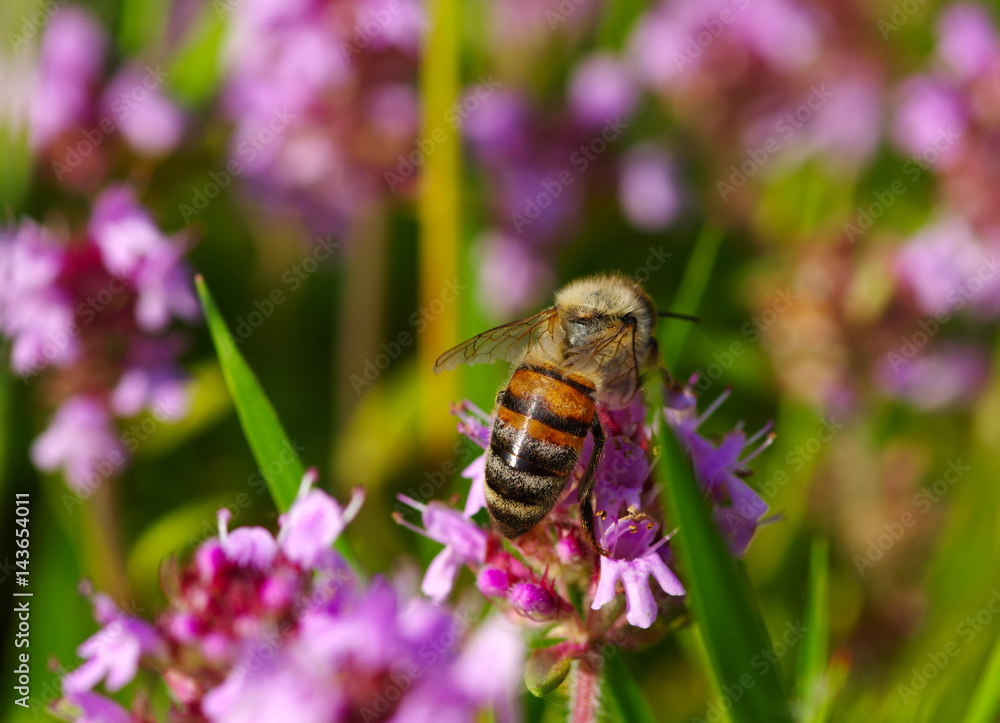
[485,364,596,538]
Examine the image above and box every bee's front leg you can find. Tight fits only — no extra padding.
[578,415,609,556]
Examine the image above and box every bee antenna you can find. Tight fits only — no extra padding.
[657,311,700,323]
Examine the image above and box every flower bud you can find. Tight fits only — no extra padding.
[476,566,510,598]
[509,582,558,621]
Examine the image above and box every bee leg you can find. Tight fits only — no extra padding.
[578,415,609,556]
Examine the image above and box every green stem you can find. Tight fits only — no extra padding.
[418,0,461,455]
[661,224,724,369]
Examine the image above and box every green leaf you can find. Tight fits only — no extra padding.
[662,224,724,369]
[797,537,832,722]
[167,4,226,106]
[195,275,304,511]
[962,629,1000,723]
[661,430,794,723]
[524,647,572,697]
[195,276,361,570]
[603,653,658,723]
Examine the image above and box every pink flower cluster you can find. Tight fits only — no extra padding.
[54,472,524,723]
[0,186,198,492]
[396,380,773,683]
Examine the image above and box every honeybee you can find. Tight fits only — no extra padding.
[434,273,695,555]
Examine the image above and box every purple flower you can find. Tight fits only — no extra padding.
[217,508,279,570]
[395,496,488,602]
[937,3,1000,80]
[874,344,990,410]
[30,397,124,492]
[477,566,511,598]
[894,216,999,316]
[201,642,343,723]
[89,186,173,276]
[509,582,559,621]
[568,53,638,128]
[628,0,817,90]
[110,337,190,419]
[618,145,682,231]
[279,471,364,568]
[63,480,520,721]
[101,66,186,156]
[664,385,773,556]
[891,77,967,167]
[449,616,524,709]
[0,222,77,374]
[29,7,106,151]
[89,185,199,331]
[55,691,133,723]
[591,509,684,629]
[475,232,555,320]
[62,594,166,694]
[464,91,531,166]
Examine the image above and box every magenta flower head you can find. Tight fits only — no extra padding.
[62,591,167,695]
[57,471,523,722]
[0,222,78,374]
[664,381,774,556]
[396,379,776,697]
[219,0,425,235]
[3,185,198,492]
[29,6,107,152]
[394,495,488,602]
[936,3,1000,80]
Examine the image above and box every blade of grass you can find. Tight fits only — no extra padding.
[661,430,793,723]
[797,537,831,722]
[196,275,303,511]
[661,224,724,369]
[603,653,657,723]
[167,4,226,106]
[962,630,1000,723]
[196,275,361,570]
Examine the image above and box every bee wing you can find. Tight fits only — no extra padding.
[433,307,562,374]
[562,318,641,402]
